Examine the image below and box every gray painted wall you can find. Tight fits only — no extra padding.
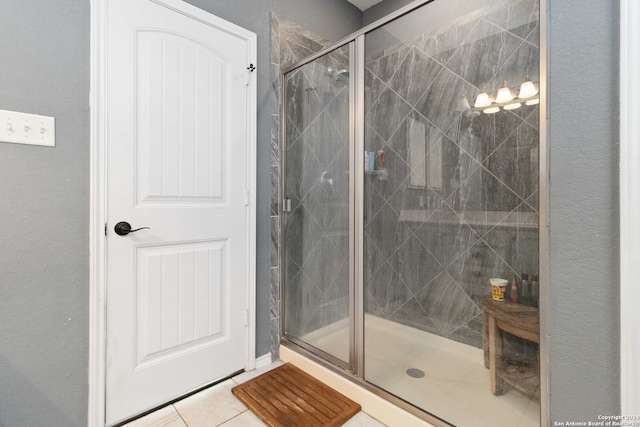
[0,1,359,426]
[365,0,622,421]
[547,0,620,422]
[0,1,90,426]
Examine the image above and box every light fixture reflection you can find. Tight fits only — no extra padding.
[518,80,538,99]
[504,102,522,110]
[474,92,491,108]
[496,86,514,103]
[483,106,501,114]
[526,98,540,106]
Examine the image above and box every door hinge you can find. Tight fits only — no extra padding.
[244,190,250,206]
[246,64,255,86]
[104,223,107,236]
[282,198,292,213]
[244,309,249,327]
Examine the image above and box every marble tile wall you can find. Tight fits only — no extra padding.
[363,0,540,351]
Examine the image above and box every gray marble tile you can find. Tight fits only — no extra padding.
[389,297,440,335]
[526,23,540,47]
[271,63,281,114]
[325,87,350,141]
[300,237,345,295]
[366,47,410,84]
[305,300,348,338]
[270,317,280,358]
[488,39,539,94]
[417,19,479,65]
[425,274,480,336]
[283,204,323,268]
[366,260,412,316]
[387,47,443,107]
[446,19,523,89]
[271,165,279,217]
[525,105,539,130]
[447,240,516,306]
[412,204,481,268]
[270,216,280,268]
[300,110,343,170]
[284,69,324,135]
[447,314,483,347]
[271,115,280,166]
[482,120,538,201]
[485,0,539,40]
[415,66,477,135]
[481,225,532,279]
[366,87,413,142]
[364,67,387,113]
[365,200,406,265]
[270,266,280,318]
[391,233,442,295]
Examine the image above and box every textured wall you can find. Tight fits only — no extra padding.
[0,1,89,426]
[547,0,620,421]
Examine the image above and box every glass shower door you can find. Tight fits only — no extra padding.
[362,1,541,425]
[282,44,351,364]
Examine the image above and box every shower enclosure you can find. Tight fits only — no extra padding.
[281,0,542,425]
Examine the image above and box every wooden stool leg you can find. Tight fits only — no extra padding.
[489,315,504,395]
[483,310,489,369]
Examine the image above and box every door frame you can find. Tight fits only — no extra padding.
[620,0,640,415]
[88,0,257,425]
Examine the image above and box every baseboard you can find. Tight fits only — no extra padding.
[254,353,272,369]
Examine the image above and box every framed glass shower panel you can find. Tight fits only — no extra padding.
[362,0,541,425]
[282,45,352,364]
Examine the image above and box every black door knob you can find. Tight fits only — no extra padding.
[114,221,150,236]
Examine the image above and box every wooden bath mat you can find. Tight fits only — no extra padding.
[231,363,360,427]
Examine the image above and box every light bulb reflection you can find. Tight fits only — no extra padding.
[483,106,501,114]
[518,81,538,99]
[474,92,491,108]
[496,87,514,103]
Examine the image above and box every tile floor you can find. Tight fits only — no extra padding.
[123,361,387,427]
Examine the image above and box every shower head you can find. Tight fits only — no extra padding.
[328,67,349,81]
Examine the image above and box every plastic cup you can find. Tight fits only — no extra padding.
[490,278,508,301]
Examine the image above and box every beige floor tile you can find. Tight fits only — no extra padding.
[173,380,248,427]
[218,410,266,427]
[231,360,285,385]
[121,405,187,427]
[342,411,387,427]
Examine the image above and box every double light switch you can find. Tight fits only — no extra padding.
[0,109,55,147]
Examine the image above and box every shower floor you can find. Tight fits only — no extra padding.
[301,314,540,427]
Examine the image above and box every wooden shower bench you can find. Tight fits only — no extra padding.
[481,295,540,399]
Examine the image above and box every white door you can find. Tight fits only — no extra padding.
[104,0,256,424]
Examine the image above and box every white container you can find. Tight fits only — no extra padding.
[490,278,509,301]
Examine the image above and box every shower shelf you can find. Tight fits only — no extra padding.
[365,168,388,181]
[399,209,538,229]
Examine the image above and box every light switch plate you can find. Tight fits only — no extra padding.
[0,109,55,147]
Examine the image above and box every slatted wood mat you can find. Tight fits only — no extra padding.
[231,363,361,427]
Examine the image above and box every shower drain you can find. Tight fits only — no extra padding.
[406,368,426,378]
